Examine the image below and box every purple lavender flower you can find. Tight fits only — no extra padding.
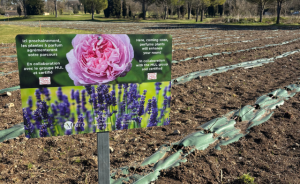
[115,117,123,130]
[91,93,97,110]
[43,88,51,101]
[51,104,57,116]
[35,89,41,102]
[57,87,63,101]
[75,90,80,104]
[163,98,168,110]
[164,118,170,126]
[145,99,152,114]
[71,89,75,100]
[128,84,138,104]
[33,108,42,122]
[75,114,85,132]
[96,112,106,130]
[155,82,162,95]
[148,97,158,127]
[137,95,145,116]
[163,87,167,97]
[122,114,131,129]
[168,96,171,108]
[118,84,122,95]
[23,108,34,134]
[39,101,49,119]
[86,111,93,128]
[65,129,72,135]
[76,104,81,116]
[111,90,117,106]
[62,95,70,118]
[133,117,142,127]
[27,96,33,109]
[81,90,87,112]
[85,85,93,95]
[39,124,48,137]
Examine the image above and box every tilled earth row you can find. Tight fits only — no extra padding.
[0,22,300,184]
[172,34,300,61]
[0,49,299,184]
[172,30,299,50]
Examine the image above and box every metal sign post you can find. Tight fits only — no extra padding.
[97,132,110,184]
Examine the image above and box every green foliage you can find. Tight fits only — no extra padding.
[27,162,33,170]
[171,0,185,7]
[95,0,108,14]
[26,0,45,15]
[81,0,108,18]
[75,158,81,163]
[180,5,186,17]
[191,7,196,16]
[239,173,255,184]
[0,8,4,15]
[104,0,121,17]
[73,5,79,14]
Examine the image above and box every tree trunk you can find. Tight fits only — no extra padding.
[276,0,281,24]
[196,7,199,22]
[92,4,94,20]
[222,3,225,17]
[55,0,58,18]
[259,4,264,22]
[200,7,204,22]
[177,7,180,19]
[188,3,191,19]
[142,0,146,20]
[164,6,167,20]
[22,0,27,17]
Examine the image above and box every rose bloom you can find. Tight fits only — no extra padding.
[66,34,134,86]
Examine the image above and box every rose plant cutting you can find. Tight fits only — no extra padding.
[66,34,134,86]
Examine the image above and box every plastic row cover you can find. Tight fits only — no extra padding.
[172,49,300,85]
[110,83,300,184]
[172,37,300,64]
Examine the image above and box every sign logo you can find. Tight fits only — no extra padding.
[148,73,157,80]
[64,121,73,130]
[39,77,51,85]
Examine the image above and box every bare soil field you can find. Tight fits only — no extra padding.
[0,22,299,184]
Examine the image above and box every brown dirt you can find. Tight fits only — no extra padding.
[0,23,300,184]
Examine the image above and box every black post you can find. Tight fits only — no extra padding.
[97,132,110,184]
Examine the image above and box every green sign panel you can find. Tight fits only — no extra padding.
[16,34,172,138]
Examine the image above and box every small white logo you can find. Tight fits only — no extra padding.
[39,77,51,85]
[148,73,157,80]
[64,121,73,130]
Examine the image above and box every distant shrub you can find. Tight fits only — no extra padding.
[138,12,143,18]
[0,8,5,15]
[73,6,79,14]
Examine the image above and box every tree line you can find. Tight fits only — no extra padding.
[0,0,299,24]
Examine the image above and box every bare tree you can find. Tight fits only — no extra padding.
[246,0,274,22]
[171,0,185,19]
[156,0,171,19]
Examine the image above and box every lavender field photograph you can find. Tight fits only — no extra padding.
[21,82,171,138]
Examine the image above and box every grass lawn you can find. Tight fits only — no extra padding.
[0,24,93,43]
[0,13,213,24]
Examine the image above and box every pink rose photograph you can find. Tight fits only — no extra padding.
[65,34,134,86]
